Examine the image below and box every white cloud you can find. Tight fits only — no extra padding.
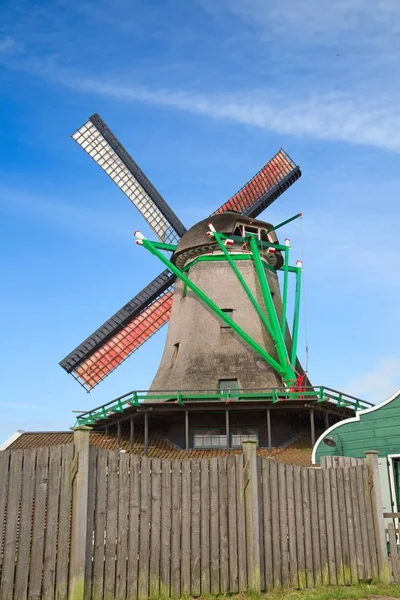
[344,357,400,402]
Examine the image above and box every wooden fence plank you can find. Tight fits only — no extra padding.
[105,451,118,600]
[200,460,210,596]
[29,447,50,600]
[322,466,337,585]
[55,445,73,600]
[218,457,229,593]
[160,460,172,598]
[83,446,97,600]
[330,467,344,585]
[43,446,62,600]
[257,456,265,592]
[227,455,238,593]
[191,460,201,597]
[181,460,191,596]
[138,456,151,600]
[149,458,161,599]
[388,523,399,583]
[336,467,351,585]
[170,460,181,598]
[92,449,107,600]
[293,465,305,589]
[270,460,281,588]
[301,467,314,588]
[209,457,220,595]
[0,451,10,582]
[356,465,372,580]
[349,465,364,581]
[116,453,129,600]
[309,468,322,587]
[127,455,141,600]
[343,466,358,584]
[278,463,289,588]
[235,454,247,592]
[261,459,273,591]
[1,449,23,600]
[316,468,329,586]
[14,449,36,600]
[285,464,297,589]
[362,463,378,579]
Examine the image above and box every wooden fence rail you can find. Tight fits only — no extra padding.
[0,430,391,600]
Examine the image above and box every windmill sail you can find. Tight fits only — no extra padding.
[72,114,186,243]
[59,271,174,390]
[213,149,301,219]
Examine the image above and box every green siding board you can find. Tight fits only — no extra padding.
[315,391,400,464]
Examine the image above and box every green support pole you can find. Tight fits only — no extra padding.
[266,213,302,235]
[212,232,278,344]
[141,238,284,375]
[248,236,295,382]
[290,264,302,368]
[281,242,290,338]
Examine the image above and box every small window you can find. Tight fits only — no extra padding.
[219,379,239,399]
[244,226,260,238]
[220,308,233,329]
[231,427,258,447]
[193,428,227,448]
[171,343,179,365]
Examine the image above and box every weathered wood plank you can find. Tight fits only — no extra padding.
[227,455,238,593]
[257,456,265,592]
[349,465,364,581]
[55,445,73,600]
[235,454,247,592]
[261,459,273,591]
[301,467,314,588]
[356,464,372,580]
[209,457,220,594]
[181,459,191,596]
[191,460,201,597]
[343,466,358,584]
[200,460,210,596]
[218,457,229,593]
[336,467,351,585]
[1,450,23,600]
[362,463,378,579]
[322,465,337,585]
[160,460,172,598]
[170,460,181,599]
[43,446,62,600]
[127,455,141,600]
[309,468,322,587]
[83,446,97,600]
[270,460,281,588]
[29,447,50,600]
[286,465,298,589]
[278,462,289,588]
[149,458,161,599]
[14,449,36,600]
[116,452,129,600]
[0,451,10,583]
[104,450,118,600]
[138,456,151,600]
[92,449,108,600]
[330,467,344,585]
[316,468,329,586]
[293,465,306,589]
[388,523,399,583]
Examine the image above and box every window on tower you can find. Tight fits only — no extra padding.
[219,379,239,399]
[220,308,233,329]
[231,427,258,447]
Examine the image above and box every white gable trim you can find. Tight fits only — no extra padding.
[311,387,400,464]
[0,430,25,451]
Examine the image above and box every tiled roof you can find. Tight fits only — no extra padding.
[5,430,314,466]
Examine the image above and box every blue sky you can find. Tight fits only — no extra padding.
[1,0,400,442]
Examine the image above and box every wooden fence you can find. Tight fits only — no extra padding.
[320,456,364,468]
[0,431,391,600]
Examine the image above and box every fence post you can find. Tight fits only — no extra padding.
[69,426,91,600]
[243,440,261,592]
[365,450,390,583]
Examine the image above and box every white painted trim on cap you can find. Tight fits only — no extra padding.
[311,387,400,464]
[0,430,25,451]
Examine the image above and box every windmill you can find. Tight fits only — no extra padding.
[59,114,302,392]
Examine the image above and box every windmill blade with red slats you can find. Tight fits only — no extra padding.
[213,149,301,219]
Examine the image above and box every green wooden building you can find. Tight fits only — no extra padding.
[313,388,400,516]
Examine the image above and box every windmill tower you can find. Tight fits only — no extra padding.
[60,114,303,393]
